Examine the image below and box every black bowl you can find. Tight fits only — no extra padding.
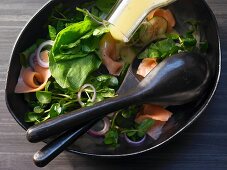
[5,0,221,156]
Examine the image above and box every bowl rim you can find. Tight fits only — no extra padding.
[5,0,221,157]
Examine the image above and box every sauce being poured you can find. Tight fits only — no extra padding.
[108,0,176,42]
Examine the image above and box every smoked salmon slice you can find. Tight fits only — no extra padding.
[15,62,51,93]
[137,58,157,77]
[137,104,173,122]
[147,8,176,32]
[100,33,123,76]
[101,54,123,76]
[135,104,172,140]
[146,120,166,140]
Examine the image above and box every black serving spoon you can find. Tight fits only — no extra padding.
[33,118,100,167]
[32,59,141,167]
[32,60,141,167]
[27,52,210,144]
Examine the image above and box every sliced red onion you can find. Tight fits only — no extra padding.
[29,53,36,69]
[77,84,96,107]
[107,112,115,118]
[88,117,110,137]
[124,134,146,146]
[36,40,54,68]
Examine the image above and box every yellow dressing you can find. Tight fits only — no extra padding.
[108,0,176,42]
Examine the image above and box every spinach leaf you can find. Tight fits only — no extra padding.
[58,30,93,55]
[52,18,98,62]
[50,15,110,90]
[49,53,101,90]
[93,26,110,36]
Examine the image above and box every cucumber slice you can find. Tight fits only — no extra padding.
[139,16,168,43]
[119,46,136,64]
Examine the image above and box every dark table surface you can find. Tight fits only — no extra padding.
[0,0,226,169]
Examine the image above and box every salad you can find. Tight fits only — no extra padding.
[15,0,208,147]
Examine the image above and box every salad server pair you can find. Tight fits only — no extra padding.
[30,52,209,166]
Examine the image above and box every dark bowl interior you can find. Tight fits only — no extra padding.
[5,0,220,156]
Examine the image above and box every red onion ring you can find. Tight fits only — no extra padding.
[29,53,36,69]
[88,117,110,137]
[36,40,54,68]
[124,134,146,146]
[77,84,96,107]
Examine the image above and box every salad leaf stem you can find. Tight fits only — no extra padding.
[76,7,104,25]
[51,16,74,23]
[111,111,120,128]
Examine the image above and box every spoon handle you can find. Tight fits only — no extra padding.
[27,92,139,143]
[33,119,98,167]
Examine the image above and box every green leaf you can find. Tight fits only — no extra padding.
[36,91,52,104]
[126,131,137,137]
[121,105,138,119]
[25,112,41,123]
[80,33,101,53]
[139,38,178,59]
[137,119,154,137]
[49,103,62,118]
[185,19,200,32]
[19,39,45,67]
[96,75,119,87]
[49,14,110,91]
[95,94,105,102]
[107,76,118,87]
[56,20,65,33]
[167,33,180,40]
[52,19,97,62]
[50,53,101,90]
[96,0,117,13]
[104,129,119,146]
[80,1,96,9]
[45,81,51,91]
[156,39,176,55]
[115,112,135,128]
[91,6,101,17]
[182,37,197,47]
[99,87,116,98]
[20,44,37,67]
[58,30,93,56]
[33,106,44,114]
[24,93,34,103]
[48,25,57,41]
[76,7,103,23]
[93,26,110,36]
